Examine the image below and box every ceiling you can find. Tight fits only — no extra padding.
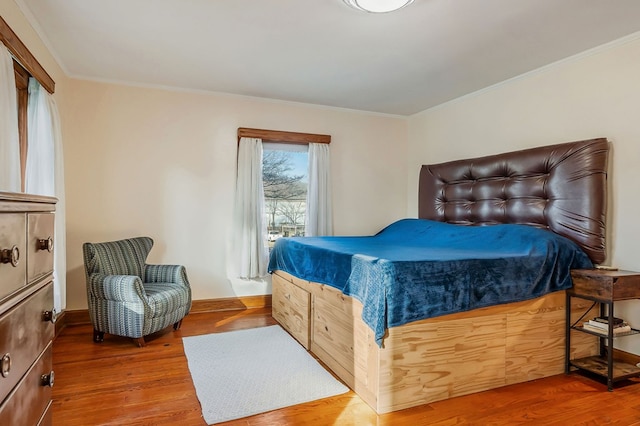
[16,0,640,116]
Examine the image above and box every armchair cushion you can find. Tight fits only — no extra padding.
[144,281,190,318]
[84,237,153,278]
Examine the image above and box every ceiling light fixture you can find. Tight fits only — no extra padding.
[343,0,415,13]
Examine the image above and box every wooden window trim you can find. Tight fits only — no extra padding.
[238,128,331,145]
[14,60,29,191]
[0,15,55,94]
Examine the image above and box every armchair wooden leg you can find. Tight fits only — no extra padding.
[133,337,146,347]
[173,319,183,331]
[93,329,104,343]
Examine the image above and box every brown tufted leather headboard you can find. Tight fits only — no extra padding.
[419,138,609,264]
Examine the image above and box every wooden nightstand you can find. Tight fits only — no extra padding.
[566,269,640,390]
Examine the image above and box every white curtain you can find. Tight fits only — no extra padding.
[0,46,20,192]
[26,79,67,312]
[305,143,333,236]
[232,137,269,279]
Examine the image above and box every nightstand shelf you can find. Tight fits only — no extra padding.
[570,356,640,383]
[574,325,640,338]
[566,269,640,391]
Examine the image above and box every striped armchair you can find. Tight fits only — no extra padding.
[83,237,192,347]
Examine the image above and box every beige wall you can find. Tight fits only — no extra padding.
[63,80,408,309]
[407,33,640,354]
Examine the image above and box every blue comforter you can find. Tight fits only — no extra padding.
[268,219,592,346]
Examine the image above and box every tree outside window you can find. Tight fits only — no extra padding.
[262,146,308,247]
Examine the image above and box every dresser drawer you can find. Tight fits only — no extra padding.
[0,213,27,301]
[27,213,54,284]
[37,400,52,426]
[0,282,54,403]
[272,273,310,349]
[0,342,53,426]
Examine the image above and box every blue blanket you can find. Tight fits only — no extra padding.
[268,219,592,346]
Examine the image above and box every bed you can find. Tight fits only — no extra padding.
[269,138,609,413]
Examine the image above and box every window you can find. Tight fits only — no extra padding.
[1,16,56,191]
[263,143,308,246]
[232,128,331,280]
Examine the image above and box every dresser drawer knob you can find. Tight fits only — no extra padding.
[0,245,19,267]
[43,309,58,324]
[0,353,10,378]
[37,237,54,252]
[41,370,55,388]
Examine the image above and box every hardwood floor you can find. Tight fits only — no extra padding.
[53,308,640,425]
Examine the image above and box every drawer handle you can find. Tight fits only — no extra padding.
[41,370,55,388]
[0,353,10,378]
[43,309,58,324]
[37,237,54,252]
[0,245,19,267]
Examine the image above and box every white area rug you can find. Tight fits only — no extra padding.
[183,325,349,425]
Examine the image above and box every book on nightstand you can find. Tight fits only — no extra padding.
[591,316,624,326]
[582,316,632,335]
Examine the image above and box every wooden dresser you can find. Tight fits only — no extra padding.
[0,192,56,425]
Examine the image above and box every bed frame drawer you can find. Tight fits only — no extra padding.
[272,273,310,349]
[311,287,363,377]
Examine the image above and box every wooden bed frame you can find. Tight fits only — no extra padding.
[272,138,610,413]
